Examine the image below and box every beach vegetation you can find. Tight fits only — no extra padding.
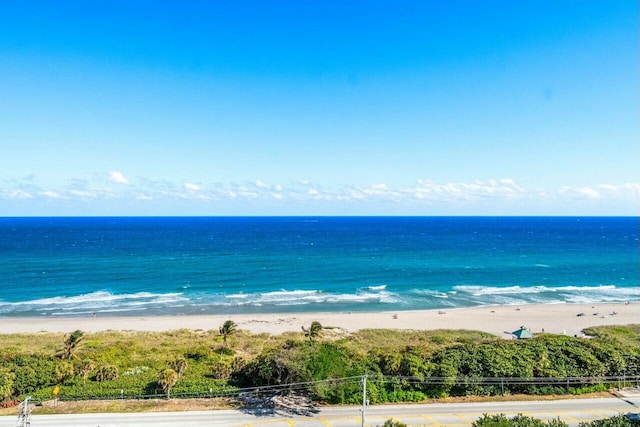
[55,361,76,385]
[0,324,638,405]
[301,321,323,341]
[219,321,237,348]
[78,360,95,386]
[56,330,85,361]
[95,365,118,382]
[0,368,15,401]
[157,368,178,399]
[168,357,188,378]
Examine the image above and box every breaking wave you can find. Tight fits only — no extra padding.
[0,283,636,317]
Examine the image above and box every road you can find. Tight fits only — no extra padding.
[2,397,638,427]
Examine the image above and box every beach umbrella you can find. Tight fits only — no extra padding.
[512,326,533,339]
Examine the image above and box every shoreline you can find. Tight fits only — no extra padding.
[0,302,637,338]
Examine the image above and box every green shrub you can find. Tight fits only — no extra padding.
[1,324,638,403]
[14,366,38,395]
[473,413,568,427]
[55,361,75,384]
[569,384,609,395]
[383,419,408,427]
[579,414,640,427]
[0,367,15,400]
[95,365,118,382]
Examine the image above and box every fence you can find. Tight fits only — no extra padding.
[54,374,640,402]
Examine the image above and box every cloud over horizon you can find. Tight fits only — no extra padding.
[1,172,638,215]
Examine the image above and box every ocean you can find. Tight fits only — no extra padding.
[0,217,637,317]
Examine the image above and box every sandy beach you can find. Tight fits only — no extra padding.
[0,302,637,338]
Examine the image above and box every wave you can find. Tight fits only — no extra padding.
[8,291,186,306]
[448,284,639,307]
[452,284,625,296]
[225,293,250,299]
[0,284,637,317]
[221,288,400,307]
[411,289,450,298]
[0,291,189,316]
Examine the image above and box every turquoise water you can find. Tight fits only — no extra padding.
[0,217,637,316]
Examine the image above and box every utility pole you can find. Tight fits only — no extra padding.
[17,396,31,427]
[361,374,367,427]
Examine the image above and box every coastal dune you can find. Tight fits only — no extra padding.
[1,302,636,338]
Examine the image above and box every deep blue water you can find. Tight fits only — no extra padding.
[0,217,638,317]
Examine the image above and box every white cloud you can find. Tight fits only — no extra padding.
[108,171,129,184]
[559,186,601,200]
[1,173,638,214]
[1,189,33,199]
[598,184,618,192]
[343,183,402,202]
[134,193,154,201]
[598,183,640,196]
[408,179,526,202]
[577,187,601,199]
[41,191,62,199]
[68,189,98,199]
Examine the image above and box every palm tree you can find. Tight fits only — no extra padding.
[78,360,95,386]
[219,320,237,347]
[95,365,118,382]
[302,321,323,341]
[168,357,188,378]
[158,368,178,399]
[57,330,84,360]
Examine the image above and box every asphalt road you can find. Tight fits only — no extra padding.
[2,397,639,427]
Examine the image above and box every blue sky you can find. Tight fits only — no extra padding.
[0,1,638,215]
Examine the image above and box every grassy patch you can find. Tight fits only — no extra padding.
[583,324,640,346]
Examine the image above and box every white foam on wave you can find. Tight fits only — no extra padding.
[2,283,636,315]
[451,284,639,305]
[453,284,630,296]
[454,285,549,296]
[0,291,189,315]
[411,289,451,298]
[50,307,148,316]
[260,289,320,298]
[219,288,401,307]
[225,293,250,299]
[7,291,186,306]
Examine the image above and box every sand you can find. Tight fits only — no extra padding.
[0,302,637,338]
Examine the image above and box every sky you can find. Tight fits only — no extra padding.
[0,1,638,216]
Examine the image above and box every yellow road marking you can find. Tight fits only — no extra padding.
[245,420,294,426]
[455,412,476,422]
[318,418,333,426]
[585,410,609,419]
[420,414,444,425]
[551,411,581,423]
